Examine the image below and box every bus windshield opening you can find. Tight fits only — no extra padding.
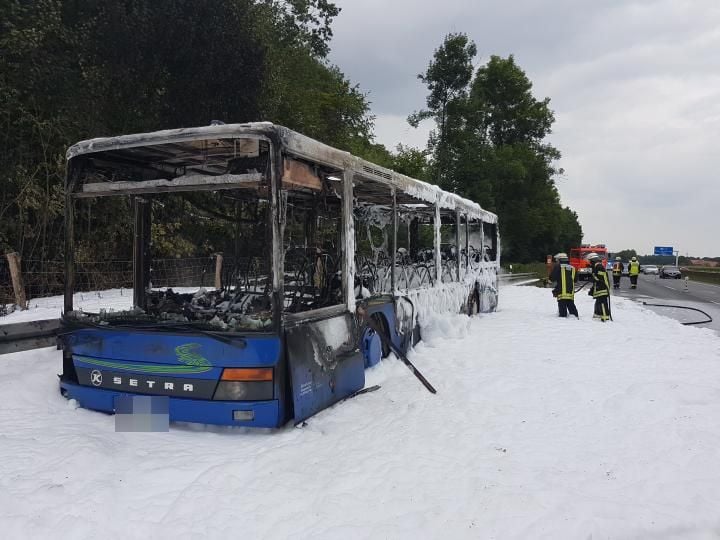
[64,137,274,331]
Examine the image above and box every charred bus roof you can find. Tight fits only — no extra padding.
[66,122,497,224]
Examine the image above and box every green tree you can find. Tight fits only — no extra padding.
[259,0,341,58]
[556,207,583,253]
[410,46,583,262]
[408,33,476,190]
[264,50,372,150]
[469,55,555,148]
[391,144,430,181]
[463,56,582,261]
[0,0,379,264]
[614,249,638,261]
[0,0,79,259]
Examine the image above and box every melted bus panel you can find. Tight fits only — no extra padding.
[285,312,364,423]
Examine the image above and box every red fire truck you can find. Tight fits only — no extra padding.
[569,244,608,281]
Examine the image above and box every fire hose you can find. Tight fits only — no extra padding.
[642,302,713,326]
[567,281,711,326]
[574,281,590,293]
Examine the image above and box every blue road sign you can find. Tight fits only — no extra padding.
[654,246,674,256]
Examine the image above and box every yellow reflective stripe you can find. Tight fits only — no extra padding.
[558,265,574,300]
[596,270,610,290]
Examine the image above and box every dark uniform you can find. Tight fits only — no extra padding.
[628,259,640,289]
[591,259,611,321]
[550,262,578,318]
[612,260,624,289]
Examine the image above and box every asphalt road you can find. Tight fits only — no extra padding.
[611,273,720,333]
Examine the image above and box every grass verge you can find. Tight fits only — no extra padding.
[683,269,720,285]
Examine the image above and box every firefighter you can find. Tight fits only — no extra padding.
[586,252,611,321]
[550,252,578,318]
[612,256,624,289]
[628,256,640,289]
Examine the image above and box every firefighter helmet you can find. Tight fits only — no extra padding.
[555,252,568,261]
[615,256,621,261]
[631,256,637,261]
[586,252,600,261]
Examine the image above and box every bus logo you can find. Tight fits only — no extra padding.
[90,370,103,386]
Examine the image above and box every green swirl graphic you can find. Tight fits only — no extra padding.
[75,356,212,374]
[175,343,211,367]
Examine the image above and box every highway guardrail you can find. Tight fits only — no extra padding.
[499,272,540,285]
[0,319,60,355]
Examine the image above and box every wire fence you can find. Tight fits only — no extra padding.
[150,257,218,289]
[1,256,221,317]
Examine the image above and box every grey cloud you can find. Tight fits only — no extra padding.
[328,0,720,256]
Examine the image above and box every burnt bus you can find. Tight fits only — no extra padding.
[59,123,499,427]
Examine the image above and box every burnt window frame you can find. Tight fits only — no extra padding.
[279,153,347,319]
[63,133,280,332]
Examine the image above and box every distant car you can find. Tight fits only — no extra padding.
[642,265,659,275]
[659,266,681,279]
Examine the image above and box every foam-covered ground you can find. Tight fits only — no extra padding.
[2,286,720,539]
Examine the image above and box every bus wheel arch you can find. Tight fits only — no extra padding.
[370,312,392,358]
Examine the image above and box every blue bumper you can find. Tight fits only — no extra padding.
[60,381,282,428]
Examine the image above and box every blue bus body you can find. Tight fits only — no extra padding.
[59,301,409,427]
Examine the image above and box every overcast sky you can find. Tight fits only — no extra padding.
[328,0,720,257]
